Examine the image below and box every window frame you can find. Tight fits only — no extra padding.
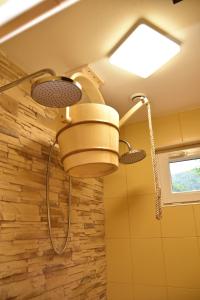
[157,147,200,206]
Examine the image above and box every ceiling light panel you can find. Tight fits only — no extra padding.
[0,0,43,26]
[109,23,181,78]
[0,0,80,44]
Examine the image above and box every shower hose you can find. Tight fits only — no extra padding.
[132,95,162,220]
[46,140,71,255]
[146,102,162,220]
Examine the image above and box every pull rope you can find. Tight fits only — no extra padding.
[46,140,71,255]
[146,102,162,220]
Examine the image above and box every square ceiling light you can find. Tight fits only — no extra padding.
[109,23,180,78]
[0,0,43,26]
[0,0,80,44]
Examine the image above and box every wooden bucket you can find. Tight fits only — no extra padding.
[56,103,119,178]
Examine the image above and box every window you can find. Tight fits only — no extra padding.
[157,147,200,205]
[169,158,200,193]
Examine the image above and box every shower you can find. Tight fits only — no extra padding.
[0,68,82,107]
[31,76,82,107]
[119,139,146,164]
[0,69,161,255]
[0,68,83,255]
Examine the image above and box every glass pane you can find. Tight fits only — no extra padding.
[169,158,200,193]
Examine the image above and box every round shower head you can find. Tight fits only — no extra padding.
[119,149,146,164]
[31,76,82,108]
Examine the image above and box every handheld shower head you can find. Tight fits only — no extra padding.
[31,76,82,108]
[119,139,146,164]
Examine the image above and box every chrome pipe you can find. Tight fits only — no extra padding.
[119,139,132,151]
[119,96,149,128]
[0,68,56,93]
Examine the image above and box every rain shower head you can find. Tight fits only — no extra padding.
[119,139,146,164]
[31,76,82,108]
[0,69,82,108]
[119,148,146,164]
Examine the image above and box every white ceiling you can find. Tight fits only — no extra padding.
[1,0,200,121]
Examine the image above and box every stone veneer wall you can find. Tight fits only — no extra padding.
[0,51,106,300]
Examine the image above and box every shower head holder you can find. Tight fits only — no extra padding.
[131,93,149,104]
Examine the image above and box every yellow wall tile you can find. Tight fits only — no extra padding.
[106,239,132,283]
[107,282,133,300]
[134,285,167,300]
[104,165,127,198]
[104,197,130,238]
[131,238,166,286]
[161,205,196,237]
[179,108,200,142]
[153,114,182,148]
[163,237,200,288]
[119,131,127,156]
[126,155,154,196]
[105,108,200,299]
[193,204,200,236]
[124,121,151,153]
[168,287,200,300]
[128,194,161,238]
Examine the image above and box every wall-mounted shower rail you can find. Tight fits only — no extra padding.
[0,68,56,93]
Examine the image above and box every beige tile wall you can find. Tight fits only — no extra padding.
[105,108,200,300]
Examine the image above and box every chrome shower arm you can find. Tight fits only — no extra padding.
[119,139,132,151]
[119,95,149,128]
[0,68,56,93]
